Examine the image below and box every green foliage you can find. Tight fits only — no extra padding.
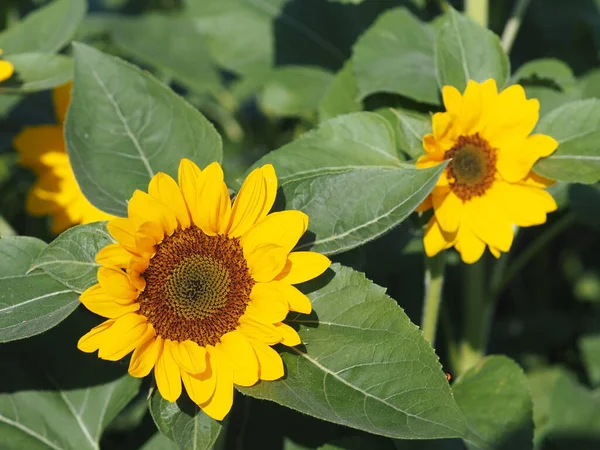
[1,53,73,93]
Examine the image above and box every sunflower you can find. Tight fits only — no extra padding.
[417,79,558,263]
[0,49,14,83]
[77,159,330,420]
[13,82,114,233]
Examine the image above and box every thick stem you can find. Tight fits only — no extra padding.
[421,253,446,345]
[501,0,533,53]
[456,259,491,375]
[465,0,488,28]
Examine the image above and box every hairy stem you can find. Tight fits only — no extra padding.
[465,0,488,28]
[421,253,446,345]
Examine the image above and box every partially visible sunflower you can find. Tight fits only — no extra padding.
[0,49,14,83]
[78,159,330,420]
[13,82,114,233]
[417,79,558,263]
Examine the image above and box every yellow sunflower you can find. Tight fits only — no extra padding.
[13,82,114,233]
[0,49,14,83]
[417,79,558,263]
[77,159,331,420]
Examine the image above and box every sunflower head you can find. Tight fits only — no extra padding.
[416,79,558,263]
[77,159,330,420]
[0,49,14,83]
[13,81,114,233]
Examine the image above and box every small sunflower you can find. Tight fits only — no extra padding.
[13,82,114,233]
[77,159,331,420]
[417,79,558,263]
[0,49,14,83]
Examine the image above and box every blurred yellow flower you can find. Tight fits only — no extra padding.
[0,49,14,83]
[77,159,330,420]
[417,79,558,263]
[13,82,114,233]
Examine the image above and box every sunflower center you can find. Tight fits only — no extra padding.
[139,226,254,346]
[445,133,497,200]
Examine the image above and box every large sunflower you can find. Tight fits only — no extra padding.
[77,159,330,420]
[417,79,558,263]
[0,50,13,83]
[13,82,114,233]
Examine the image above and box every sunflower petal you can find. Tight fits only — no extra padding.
[220,332,259,387]
[180,364,216,406]
[468,195,514,253]
[77,320,114,353]
[246,244,288,283]
[497,134,558,183]
[97,266,139,300]
[178,158,204,226]
[491,181,557,227]
[96,243,131,268]
[274,322,301,347]
[454,221,486,264]
[149,172,191,229]
[249,338,284,381]
[129,333,162,378]
[433,190,463,233]
[201,346,234,420]
[195,162,231,236]
[241,210,308,255]
[0,60,14,83]
[98,313,148,361]
[169,340,207,374]
[80,283,139,318]
[238,317,282,345]
[52,81,72,124]
[423,217,456,257]
[253,281,311,315]
[155,341,183,402]
[128,190,178,237]
[107,218,140,252]
[274,252,331,285]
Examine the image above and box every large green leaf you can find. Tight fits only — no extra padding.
[30,222,113,293]
[452,356,533,450]
[149,391,223,450]
[352,8,438,104]
[109,14,222,95]
[0,310,141,450]
[259,66,334,118]
[0,237,79,343]
[1,53,73,93]
[241,264,467,440]
[65,43,222,216]
[435,7,509,92]
[391,109,431,159]
[0,0,87,54]
[534,99,600,183]
[318,61,362,122]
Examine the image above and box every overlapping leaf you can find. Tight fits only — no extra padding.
[318,61,362,122]
[1,53,73,93]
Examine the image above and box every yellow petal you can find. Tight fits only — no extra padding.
[246,283,291,323]
[96,243,132,268]
[254,281,311,315]
[13,126,65,170]
[80,283,139,318]
[491,181,557,227]
[52,81,72,125]
[423,217,456,257]
[129,333,162,378]
[201,346,234,420]
[195,162,231,236]
[246,244,288,283]
[485,84,539,144]
[430,112,456,150]
[128,190,178,237]
[274,323,301,347]
[249,338,284,381]
[148,172,191,229]
[97,266,139,300]
[454,220,486,264]
[77,320,114,353]
[241,210,308,255]
[168,340,207,374]
[98,313,148,361]
[0,60,14,83]
[107,218,140,253]
[467,195,514,252]
[496,134,558,183]
[155,341,183,402]
[180,364,216,406]
[456,80,487,135]
[489,246,501,259]
[238,317,282,345]
[220,332,259,387]
[178,158,205,227]
[274,252,331,285]
[442,85,462,115]
[128,256,149,291]
[415,195,433,213]
[227,165,277,237]
[433,190,463,233]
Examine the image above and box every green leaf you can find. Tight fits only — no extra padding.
[580,68,600,99]
[580,334,600,388]
[141,433,179,450]
[0,309,141,450]
[241,264,468,440]
[318,61,362,123]
[0,236,46,277]
[0,237,79,342]
[249,112,402,181]
[534,99,600,183]
[259,66,334,118]
[435,7,509,92]
[1,53,73,93]
[452,356,533,450]
[109,14,222,95]
[65,43,222,216]
[30,222,114,293]
[0,0,87,54]
[352,8,438,104]
[390,109,431,159]
[149,390,222,450]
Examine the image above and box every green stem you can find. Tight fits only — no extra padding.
[456,259,490,375]
[465,0,488,28]
[501,0,532,53]
[491,213,575,300]
[421,253,446,345]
